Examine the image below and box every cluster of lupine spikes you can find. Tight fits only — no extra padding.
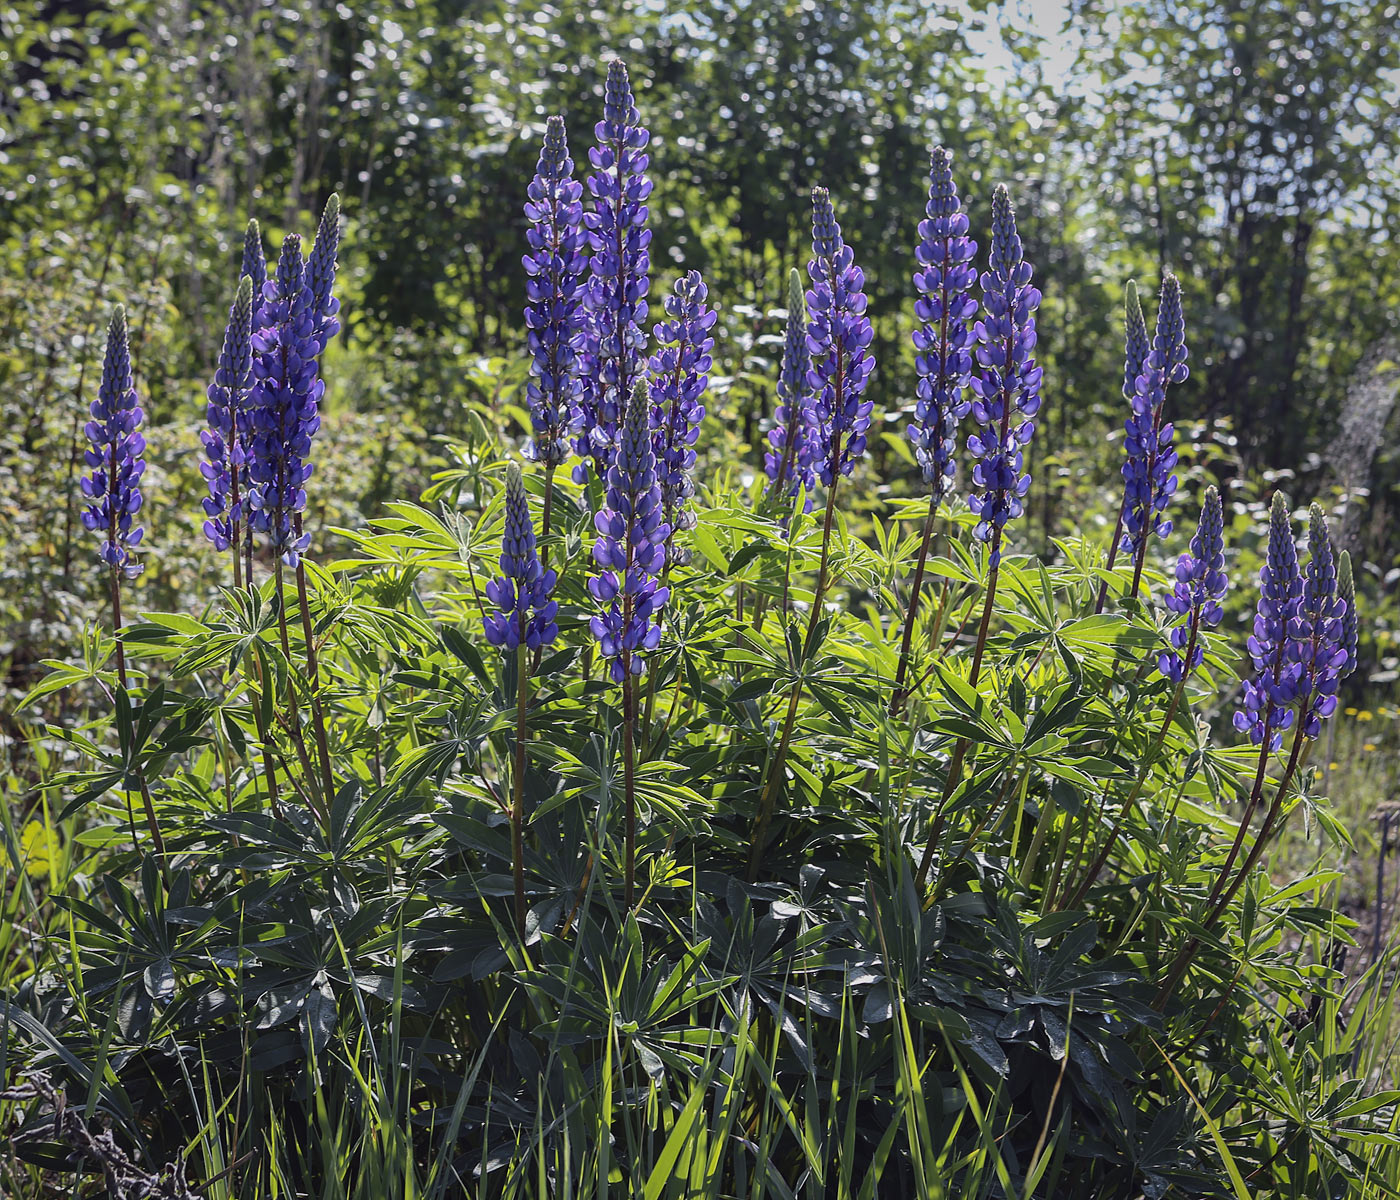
[78,60,1355,757]
[196,197,342,568]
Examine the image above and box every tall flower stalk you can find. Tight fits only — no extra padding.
[1161,501,1348,1004]
[484,463,560,937]
[248,232,336,814]
[1122,273,1188,600]
[917,184,1041,888]
[892,147,977,714]
[200,276,255,587]
[763,267,817,508]
[523,115,586,551]
[1094,281,1150,613]
[1064,487,1226,907]
[242,218,267,303]
[588,380,670,906]
[748,186,873,881]
[574,60,652,485]
[81,306,166,866]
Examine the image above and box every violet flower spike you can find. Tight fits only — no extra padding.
[1157,485,1226,683]
[483,463,560,651]
[1234,493,1302,750]
[967,184,1042,566]
[242,218,267,304]
[1338,550,1358,680]
[246,234,323,566]
[908,147,977,501]
[201,276,255,552]
[1287,504,1348,739]
[764,267,818,508]
[806,186,875,486]
[304,194,342,354]
[1120,272,1188,558]
[588,380,670,683]
[80,305,146,579]
[1123,280,1149,403]
[648,269,716,565]
[523,116,586,468]
[574,60,653,484]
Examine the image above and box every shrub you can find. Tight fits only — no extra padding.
[3,58,1397,1200]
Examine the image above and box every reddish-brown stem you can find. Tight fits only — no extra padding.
[512,643,529,939]
[1093,498,1125,615]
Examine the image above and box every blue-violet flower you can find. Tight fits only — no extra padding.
[1157,485,1226,683]
[1234,493,1302,749]
[483,463,560,651]
[200,276,255,552]
[764,267,818,509]
[1287,504,1348,739]
[80,306,146,578]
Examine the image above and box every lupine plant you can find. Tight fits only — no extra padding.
[9,57,1394,1200]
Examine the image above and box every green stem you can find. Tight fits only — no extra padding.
[513,642,529,939]
[891,502,939,716]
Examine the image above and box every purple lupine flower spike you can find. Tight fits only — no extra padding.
[967,185,1042,565]
[649,269,716,565]
[242,218,266,302]
[1123,280,1149,403]
[81,306,146,579]
[574,60,653,483]
[588,380,670,682]
[523,116,587,468]
[1157,486,1226,683]
[201,276,255,551]
[806,186,875,486]
[908,147,977,499]
[1234,493,1302,749]
[484,463,560,651]
[1288,505,1348,739]
[764,267,818,508]
[1338,550,1358,679]
[304,194,342,354]
[1121,273,1188,556]
[247,234,322,566]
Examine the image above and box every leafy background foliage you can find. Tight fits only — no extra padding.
[3,0,1400,1196]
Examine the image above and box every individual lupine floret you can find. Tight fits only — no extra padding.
[907,147,977,498]
[304,194,342,354]
[764,268,818,508]
[1234,493,1303,749]
[648,269,716,564]
[242,218,266,301]
[1157,486,1226,683]
[806,186,875,486]
[483,463,560,651]
[1120,273,1188,558]
[523,115,587,468]
[574,60,652,483]
[588,381,670,682]
[1287,505,1348,739]
[80,306,147,578]
[246,234,322,566]
[967,184,1042,564]
[1338,550,1358,679]
[200,276,255,552]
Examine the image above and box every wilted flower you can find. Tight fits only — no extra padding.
[588,381,670,682]
[574,60,652,483]
[1234,493,1302,749]
[907,147,976,499]
[483,463,559,651]
[968,185,1042,564]
[523,115,586,468]
[764,268,818,508]
[1157,486,1226,682]
[1287,505,1348,738]
[648,269,716,563]
[1120,273,1188,557]
[806,186,874,486]
[246,234,322,566]
[80,306,146,578]
[200,276,255,552]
